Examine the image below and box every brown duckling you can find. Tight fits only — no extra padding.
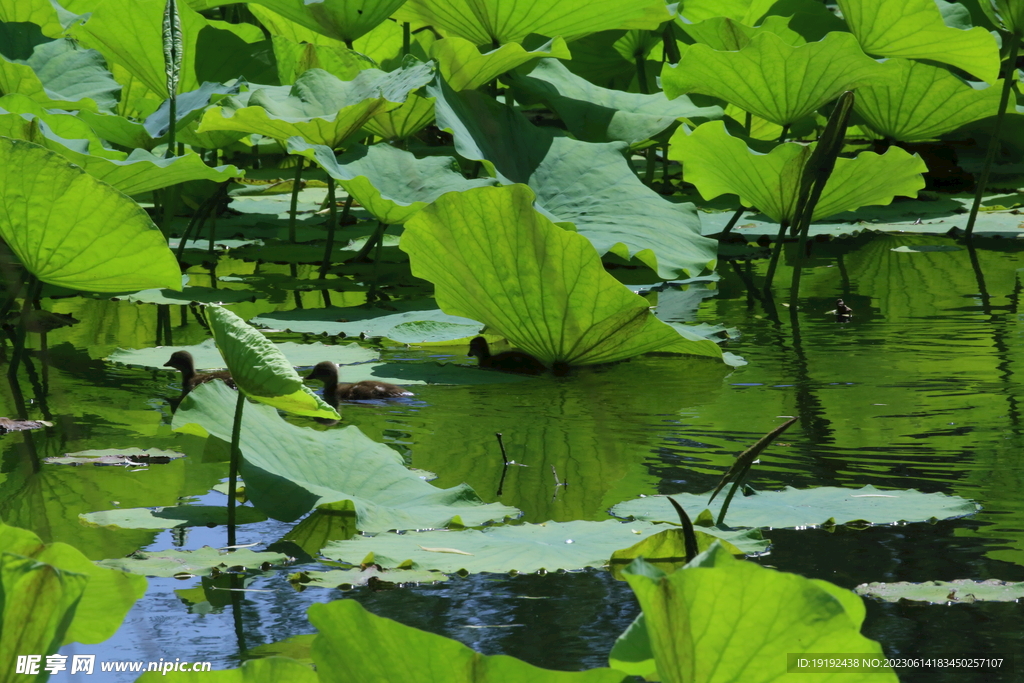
[306,361,413,405]
[164,350,235,393]
[468,336,546,375]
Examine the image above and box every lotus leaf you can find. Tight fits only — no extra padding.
[251,301,483,342]
[671,121,927,224]
[394,0,672,45]
[837,0,1000,84]
[611,485,978,528]
[680,15,805,50]
[246,0,406,44]
[514,58,722,145]
[0,0,64,36]
[110,338,378,370]
[855,578,1024,604]
[0,31,119,112]
[68,0,207,97]
[322,520,768,573]
[0,137,181,292]
[97,545,288,578]
[206,305,340,419]
[137,657,318,682]
[401,185,727,365]
[675,0,776,24]
[431,36,571,92]
[662,31,899,127]
[288,138,497,224]
[81,505,269,529]
[272,34,365,84]
[978,0,1024,34]
[618,546,897,682]
[431,79,717,279]
[0,554,87,670]
[309,600,628,682]
[197,63,434,148]
[362,91,436,140]
[854,58,1002,141]
[0,521,147,645]
[172,381,518,529]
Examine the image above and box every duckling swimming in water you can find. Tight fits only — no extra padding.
[468,336,546,375]
[164,350,235,394]
[834,298,853,321]
[306,361,413,406]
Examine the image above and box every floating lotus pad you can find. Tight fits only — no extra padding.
[321,519,769,574]
[97,546,288,578]
[81,505,269,529]
[610,485,978,528]
[109,338,379,370]
[855,579,1024,604]
[288,567,448,590]
[47,448,185,465]
[173,381,519,529]
[250,304,483,343]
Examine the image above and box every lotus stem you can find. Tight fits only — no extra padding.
[662,23,680,64]
[226,390,245,548]
[402,22,410,56]
[635,53,649,94]
[318,183,347,280]
[644,146,657,185]
[965,32,1021,238]
[718,206,746,236]
[777,125,789,143]
[761,220,789,297]
[287,157,303,243]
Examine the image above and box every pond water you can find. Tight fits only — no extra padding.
[4,231,1023,682]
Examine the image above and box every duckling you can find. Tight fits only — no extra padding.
[835,298,853,321]
[164,350,235,394]
[468,336,546,375]
[306,361,413,406]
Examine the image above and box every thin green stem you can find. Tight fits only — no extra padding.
[402,22,410,56]
[718,206,746,237]
[226,390,245,549]
[965,32,1021,238]
[635,54,649,94]
[762,220,790,298]
[319,181,345,279]
[287,158,303,243]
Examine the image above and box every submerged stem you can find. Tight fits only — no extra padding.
[287,158,303,243]
[227,390,245,549]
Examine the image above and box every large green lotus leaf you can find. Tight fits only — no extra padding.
[430,36,570,92]
[855,578,1024,604]
[68,0,207,97]
[272,34,365,84]
[854,58,1002,142]
[837,0,999,84]
[394,0,671,45]
[0,105,240,193]
[96,545,288,578]
[431,80,716,279]
[611,485,979,528]
[623,547,897,683]
[978,0,1024,34]
[514,58,721,146]
[251,300,484,342]
[76,110,156,149]
[310,600,628,683]
[109,338,378,370]
[0,92,113,152]
[207,305,340,419]
[137,657,318,683]
[0,0,64,36]
[662,31,898,127]
[80,505,269,529]
[670,121,927,224]
[0,137,181,292]
[0,554,86,669]
[288,138,497,223]
[675,0,776,23]
[172,380,519,528]
[401,185,725,365]
[680,14,806,50]
[250,3,405,68]
[362,90,436,140]
[0,32,119,112]
[247,0,407,44]
[198,64,433,148]
[321,520,768,573]
[0,521,146,645]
